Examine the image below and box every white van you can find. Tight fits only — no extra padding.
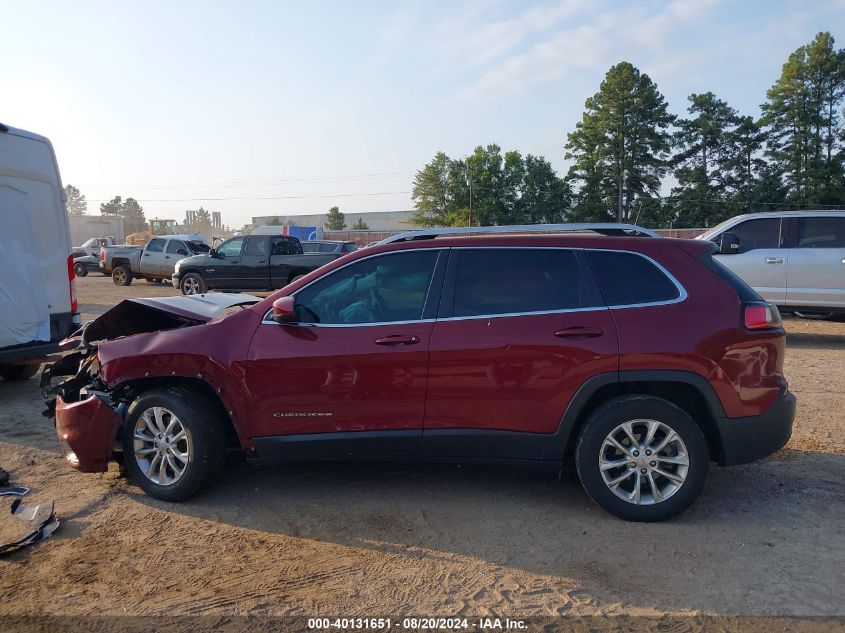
[0,123,79,380]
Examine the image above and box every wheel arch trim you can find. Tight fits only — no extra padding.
[543,370,727,460]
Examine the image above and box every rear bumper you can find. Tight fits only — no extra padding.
[55,394,121,473]
[716,390,796,466]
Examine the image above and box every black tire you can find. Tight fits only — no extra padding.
[112,264,132,286]
[575,395,709,522]
[179,272,207,295]
[122,387,226,501]
[0,363,40,381]
[74,262,88,278]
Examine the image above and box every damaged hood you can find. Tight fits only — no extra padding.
[79,293,262,345]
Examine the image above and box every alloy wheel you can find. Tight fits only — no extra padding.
[183,278,200,294]
[133,406,192,486]
[598,419,689,505]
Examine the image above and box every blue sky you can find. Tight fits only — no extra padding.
[3,0,843,228]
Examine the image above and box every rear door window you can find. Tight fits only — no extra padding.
[587,251,681,306]
[166,240,188,255]
[244,236,268,256]
[447,249,588,317]
[796,216,845,248]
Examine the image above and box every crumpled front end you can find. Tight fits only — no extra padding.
[42,292,261,473]
[54,392,121,472]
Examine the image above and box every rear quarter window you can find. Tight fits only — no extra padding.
[587,251,681,306]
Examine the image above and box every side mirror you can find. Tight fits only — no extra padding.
[718,232,740,254]
[271,296,296,324]
[177,249,188,256]
[209,248,220,258]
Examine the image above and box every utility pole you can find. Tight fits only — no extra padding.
[467,166,473,227]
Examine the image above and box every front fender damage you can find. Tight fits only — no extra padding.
[42,293,261,472]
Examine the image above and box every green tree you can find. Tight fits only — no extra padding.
[517,154,571,223]
[324,206,346,230]
[64,184,87,215]
[122,198,146,234]
[100,195,146,233]
[670,92,738,227]
[265,217,282,226]
[724,115,770,213]
[411,146,569,227]
[351,217,370,230]
[410,151,466,227]
[761,32,845,206]
[565,61,675,223]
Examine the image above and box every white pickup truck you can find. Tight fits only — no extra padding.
[72,236,118,258]
[100,234,209,286]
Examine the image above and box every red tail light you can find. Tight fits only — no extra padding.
[67,254,78,313]
[99,248,105,261]
[744,302,781,330]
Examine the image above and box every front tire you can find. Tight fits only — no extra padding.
[180,272,207,295]
[112,265,132,286]
[575,395,709,522]
[74,262,88,277]
[0,363,40,381]
[122,387,225,501]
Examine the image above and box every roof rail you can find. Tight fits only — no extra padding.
[377,223,659,245]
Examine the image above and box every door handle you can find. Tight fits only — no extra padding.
[766,257,784,264]
[165,256,170,259]
[554,326,604,339]
[143,253,150,257]
[257,259,266,263]
[375,335,420,346]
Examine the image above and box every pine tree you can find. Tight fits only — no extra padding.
[761,32,845,206]
[671,92,738,227]
[565,62,674,222]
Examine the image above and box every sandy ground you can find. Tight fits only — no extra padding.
[0,275,843,626]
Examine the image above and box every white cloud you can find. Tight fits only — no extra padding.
[440,0,726,103]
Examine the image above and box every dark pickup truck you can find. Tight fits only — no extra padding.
[171,235,340,294]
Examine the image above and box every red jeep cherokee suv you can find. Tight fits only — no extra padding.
[45,224,795,521]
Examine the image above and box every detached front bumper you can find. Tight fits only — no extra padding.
[55,394,121,472]
[716,390,796,466]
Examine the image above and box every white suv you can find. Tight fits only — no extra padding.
[698,211,845,317]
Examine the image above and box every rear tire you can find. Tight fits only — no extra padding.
[0,363,40,381]
[122,387,225,501]
[74,262,88,277]
[575,395,709,522]
[112,265,132,286]
[180,272,207,295]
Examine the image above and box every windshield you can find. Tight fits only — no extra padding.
[698,217,743,241]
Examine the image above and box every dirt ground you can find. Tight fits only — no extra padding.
[0,275,843,625]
